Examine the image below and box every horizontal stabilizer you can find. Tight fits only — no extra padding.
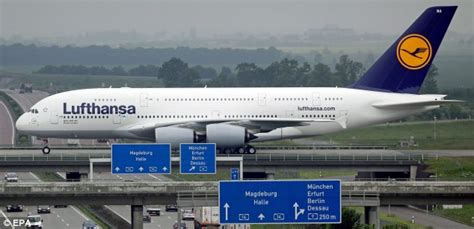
[372,99,463,109]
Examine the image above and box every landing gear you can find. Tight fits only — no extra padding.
[246,145,256,154]
[42,146,51,154]
[217,145,257,154]
[41,139,50,154]
[236,147,246,154]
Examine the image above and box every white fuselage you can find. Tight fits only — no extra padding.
[16,87,438,143]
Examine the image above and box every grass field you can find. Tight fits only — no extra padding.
[312,120,474,149]
[424,157,474,226]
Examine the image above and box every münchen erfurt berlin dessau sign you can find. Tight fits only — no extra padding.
[180,143,216,174]
[219,180,341,224]
[111,143,171,174]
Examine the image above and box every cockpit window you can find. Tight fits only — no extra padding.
[29,109,39,114]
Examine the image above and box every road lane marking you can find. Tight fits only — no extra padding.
[29,172,41,182]
[0,101,15,146]
[56,172,66,180]
[71,206,90,221]
[104,206,131,224]
[148,174,161,181]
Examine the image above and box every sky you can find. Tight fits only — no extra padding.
[0,0,472,38]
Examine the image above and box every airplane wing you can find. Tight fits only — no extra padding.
[372,99,463,109]
[126,118,347,139]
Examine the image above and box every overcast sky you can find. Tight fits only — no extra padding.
[1,0,472,38]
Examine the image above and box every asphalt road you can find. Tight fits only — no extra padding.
[0,172,93,228]
[94,172,194,229]
[380,206,472,229]
[0,102,14,146]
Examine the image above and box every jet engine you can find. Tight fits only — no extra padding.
[206,123,255,147]
[155,127,197,149]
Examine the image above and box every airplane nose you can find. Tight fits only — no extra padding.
[15,113,30,132]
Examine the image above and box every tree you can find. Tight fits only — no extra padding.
[334,55,364,86]
[157,58,201,87]
[420,64,439,94]
[303,63,333,87]
[235,63,265,87]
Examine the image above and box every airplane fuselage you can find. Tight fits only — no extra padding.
[16,87,438,143]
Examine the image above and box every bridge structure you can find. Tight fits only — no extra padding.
[0,181,473,229]
[0,148,429,180]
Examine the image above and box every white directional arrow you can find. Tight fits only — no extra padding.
[114,167,120,172]
[189,166,196,172]
[258,213,265,221]
[162,166,168,172]
[138,167,144,172]
[224,203,230,221]
[293,202,305,220]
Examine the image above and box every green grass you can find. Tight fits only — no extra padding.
[424,157,474,226]
[351,207,428,229]
[433,205,474,227]
[312,120,474,149]
[0,91,30,146]
[425,157,474,180]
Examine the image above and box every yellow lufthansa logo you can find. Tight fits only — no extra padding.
[396,34,432,70]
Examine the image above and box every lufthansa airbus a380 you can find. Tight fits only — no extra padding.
[16,6,461,154]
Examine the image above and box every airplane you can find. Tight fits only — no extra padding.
[16,6,461,154]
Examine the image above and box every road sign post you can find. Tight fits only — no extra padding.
[219,180,341,224]
[180,143,216,174]
[111,143,171,174]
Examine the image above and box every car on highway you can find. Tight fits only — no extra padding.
[6,204,23,212]
[54,204,68,208]
[4,172,18,182]
[182,209,195,220]
[173,222,187,229]
[26,214,43,228]
[146,207,161,216]
[36,205,51,214]
[166,204,178,212]
[143,213,151,223]
[82,220,98,229]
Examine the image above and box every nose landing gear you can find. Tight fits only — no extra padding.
[41,139,50,154]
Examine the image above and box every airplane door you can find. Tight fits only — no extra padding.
[113,115,121,124]
[340,110,348,118]
[140,93,148,107]
[258,93,266,106]
[312,92,321,106]
[50,112,58,124]
[212,110,221,119]
[285,110,295,118]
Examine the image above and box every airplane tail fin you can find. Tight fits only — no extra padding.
[351,6,457,94]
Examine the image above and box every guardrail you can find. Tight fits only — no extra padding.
[0,144,391,150]
[0,152,436,162]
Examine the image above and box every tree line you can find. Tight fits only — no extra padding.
[0,44,283,66]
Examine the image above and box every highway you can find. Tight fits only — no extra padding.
[0,172,92,228]
[96,172,194,229]
[0,101,15,146]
